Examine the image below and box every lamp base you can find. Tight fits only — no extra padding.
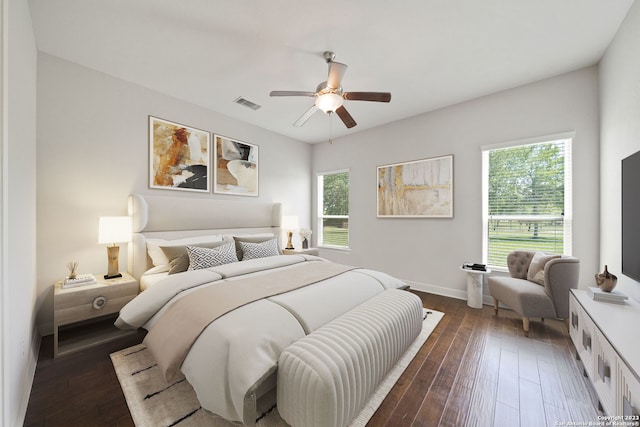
[106,245,121,280]
[285,231,294,250]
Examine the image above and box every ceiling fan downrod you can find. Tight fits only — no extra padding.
[323,51,336,63]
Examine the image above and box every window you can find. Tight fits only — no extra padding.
[317,170,349,249]
[482,133,573,269]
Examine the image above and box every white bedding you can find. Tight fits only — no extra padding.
[139,268,169,291]
[116,254,408,424]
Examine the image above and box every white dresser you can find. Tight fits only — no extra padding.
[569,289,640,418]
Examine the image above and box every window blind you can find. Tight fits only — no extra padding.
[483,138,572,268]
[317,170,350,248]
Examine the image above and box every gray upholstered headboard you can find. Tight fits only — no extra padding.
[127,194,282,280]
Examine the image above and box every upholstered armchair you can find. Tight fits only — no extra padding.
[488,250,579,337]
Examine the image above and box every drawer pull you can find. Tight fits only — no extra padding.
[571,311,578,329]
[597,354,610,381]
[623,396,639,417]
[582,330,591,351]
[92,296,107,310]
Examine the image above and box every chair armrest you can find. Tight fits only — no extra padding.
[544,257,580,318]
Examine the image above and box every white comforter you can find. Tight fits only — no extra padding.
[116,255,407,423]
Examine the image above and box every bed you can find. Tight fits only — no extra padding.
[116,194,419,426]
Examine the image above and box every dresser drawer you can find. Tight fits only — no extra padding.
[54,279,138,326]
[570,293,596,380]
[618,359,640,419]
[594,328,617,415]
[55,293,135,325]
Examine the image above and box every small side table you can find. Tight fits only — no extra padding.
[54,272,139,357]
[460,267,491,309]
[282,248,320,256]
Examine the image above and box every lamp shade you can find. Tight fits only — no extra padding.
[315,92,344,113]
[282,215,299,231]
[98,216,131,244]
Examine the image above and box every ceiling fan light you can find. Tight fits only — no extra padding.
[315,92,343,113]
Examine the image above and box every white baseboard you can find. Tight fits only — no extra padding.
[405,280,467,301]
[404,280,494,307]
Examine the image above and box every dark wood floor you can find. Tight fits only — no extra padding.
[24,292,599,427]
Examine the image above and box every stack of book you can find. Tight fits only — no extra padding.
[587,286,628,304]
[63,273,96,288]
[462,263,487,272]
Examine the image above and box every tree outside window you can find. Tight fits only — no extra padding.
[483,137,572,268]
[317,170,349,248]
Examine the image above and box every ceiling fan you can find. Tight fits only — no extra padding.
[269,51,391,129]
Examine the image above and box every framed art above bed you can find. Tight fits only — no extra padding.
[213,134,259,196]
[149,116,211,193]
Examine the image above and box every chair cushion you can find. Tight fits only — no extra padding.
[488,276,557,318]
[527,251,560,285]
[507,251,535,279]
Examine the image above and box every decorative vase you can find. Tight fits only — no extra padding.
[595,265,617,292]
[67,261,79,279]
[302,237,308,249]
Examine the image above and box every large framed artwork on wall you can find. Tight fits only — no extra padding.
[377,154,453,218]
[213,134,259,196]
[149,116,210,192]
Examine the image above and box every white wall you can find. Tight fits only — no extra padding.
[36,53,312,333]
[2,0,39,425]
[313,67,600,300]
[599,0,640,303]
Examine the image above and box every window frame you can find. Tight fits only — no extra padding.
[317,169,350,250]
[481,132,574,271]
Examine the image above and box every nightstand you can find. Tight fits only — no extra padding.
[282,248,320,256]
[53,272,139,357]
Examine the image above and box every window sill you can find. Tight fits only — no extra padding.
[318,245,351,253]
[486,265,509,274]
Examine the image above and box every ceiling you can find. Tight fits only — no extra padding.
[28,0,634,144]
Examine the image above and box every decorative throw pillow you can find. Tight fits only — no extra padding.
[527,251,560,285]
[146,235,224,266]
[239,238,280,260]
[161,241,229,275]
[186,242,238,270]
[233,234,280,260]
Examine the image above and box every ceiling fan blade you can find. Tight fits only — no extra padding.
[270,91,316,97]
[335,105,357,129]
[293,105,319,127]
[343,92,391,102]
[327,62,348,89]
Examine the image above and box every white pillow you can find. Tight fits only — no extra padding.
[146,235,224,266]
[230,233,279,259]
[239,238,280,260]
[527,251,560,285]
[186,242,239,270]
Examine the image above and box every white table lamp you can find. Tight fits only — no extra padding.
[98,216,131,279]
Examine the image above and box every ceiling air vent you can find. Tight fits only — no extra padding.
[234,97,261,111]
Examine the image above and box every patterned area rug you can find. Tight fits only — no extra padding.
[111,309,444,427]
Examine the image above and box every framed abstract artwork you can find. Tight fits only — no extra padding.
[213,134,259,196]
[377,154,453,218]
[149,116,210,192]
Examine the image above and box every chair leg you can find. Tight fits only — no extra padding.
[522,317,530,337]
[493,297,499,315]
